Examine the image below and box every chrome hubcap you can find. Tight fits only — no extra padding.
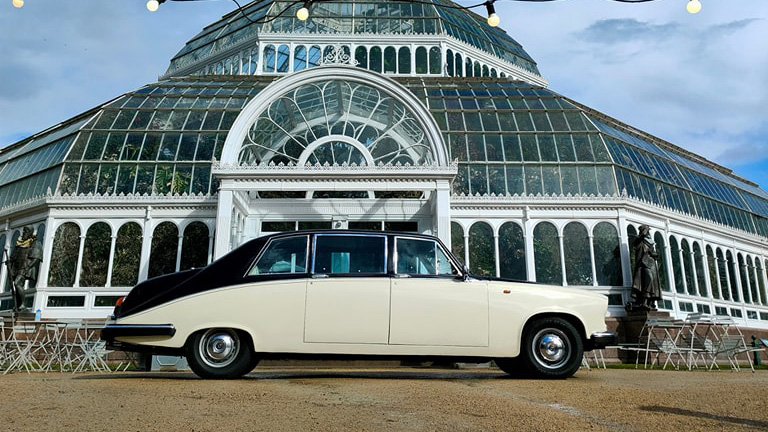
[532,329,569,369]
[200,330,239,368]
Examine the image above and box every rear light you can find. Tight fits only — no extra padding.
[112,296,126,317]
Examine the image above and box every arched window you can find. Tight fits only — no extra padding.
[48,223,80,287]
[534,222,562,285]
[693,243,707,297]
[6,231,21,292]
[706,246,719,299]
[429,47,441,74]
[737,253,750,303]
[111,222,142,287]
[716,249,730,300]
[726,251,739,301]
[0,234,6,291]
[369,46,382,72]
[354,46,367,69]
[761,259,768,305]
[294,45,307,71]
[446,49,454,77]
[415,47,427,74]
[747,256,759,304]
[465,57,473,77]
[455,53,463,77]
[669,236,684,294]
[250,47,259,74]
[499,222,526,280]
[490,68,498,78]
[594,222,622,286]
[450,221,465,266]
[263,44,276,72]
[149,222,179,278]
[474,61,481,76]
[681,239,695,295]
[180,222,210,271]
[468,222,495,277]
[482,65,490,77]
[308,45,322,68]
[384,47,396,73]
[563,222,591,285]
[80,222,111,287]
[398,47,410,74]
[654,232,670,292]
[25,224,46,289]
[277,45,290,73]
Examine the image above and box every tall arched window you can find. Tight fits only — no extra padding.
[716,249,730,300]
[180,222,210,271]
[48,223,81,287]
[693,243,707,297]
[669,236,684,294]
[80,222,111,287]
[534,222,562,285]
[149,222,179,278]
[626,224,637,270]
[706,246,719,299]
[398,47,410,74]
[369,46,382,72]
[308,45,322,68]
[0,233,6,291]
[681,239,695,295]
[747,256,759,305]
[111,222,142,287]
[455,53,463,77]
[277,45,290,73]
[26,224,46,289]
[465,57,473,77]
[384,47,396,73]
[737,253,750,303]
[6,231,21,292]
[295,45,308,71]
[654,232,670,292]
[761,259,768,305]
[450,222,465,266]
[499,222,526,280]
[429,47,441,74]
[446,49,454,77]
[354,46,367,70]
[263,44,276,72]
[415,47,427,74]
[563,222,591,285]
[726,251,739,302]
[468,222,495,277]
[594,222,622,286]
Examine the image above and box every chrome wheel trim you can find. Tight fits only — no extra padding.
[199,329,240,369]
[531,328,570,369]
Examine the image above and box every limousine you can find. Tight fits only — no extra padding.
[101,230,614,379]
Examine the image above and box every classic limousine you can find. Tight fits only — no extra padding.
[102,230,614,379]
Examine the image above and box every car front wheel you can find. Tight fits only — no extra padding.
[520,317,583,379]
[186,328,258,379]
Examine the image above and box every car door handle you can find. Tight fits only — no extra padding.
[312,274,329,279]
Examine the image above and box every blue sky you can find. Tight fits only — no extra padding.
[1,0,766,188]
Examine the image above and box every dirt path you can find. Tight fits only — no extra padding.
[1,367,767,431]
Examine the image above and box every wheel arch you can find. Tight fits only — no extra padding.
[521,312,587,346]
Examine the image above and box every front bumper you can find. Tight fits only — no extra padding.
[587,332,617,350]
[100,323,176,341]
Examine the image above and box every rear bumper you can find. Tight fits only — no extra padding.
[100,324,176,341]
[587,332,617,350]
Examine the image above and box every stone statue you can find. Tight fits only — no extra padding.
[627,224,662,312]
[7,227,43,312]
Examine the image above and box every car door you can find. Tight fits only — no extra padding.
[388,236,489,347]
[303,234,391,344]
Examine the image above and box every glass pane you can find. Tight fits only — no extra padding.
[249,235,308,275]
[499,222,526,280]
[534,222,562,285]
[148,222,179,278]
[313,235,386,274]
[594,222,623,286]
[468,222,495,277]
[564,222,592,285]
[451,221,465,266]
[48,223,80,287]
[111,222,142,287]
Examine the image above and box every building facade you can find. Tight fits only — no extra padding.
[2,0,768,326]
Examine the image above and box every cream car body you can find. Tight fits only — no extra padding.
[102,230,614,379]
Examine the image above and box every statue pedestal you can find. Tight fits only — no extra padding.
[615,310,671,363]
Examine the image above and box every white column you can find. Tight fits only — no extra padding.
[700,243,713,299]
[214,187,235,260]
[617,211,632,288]
[676,245,688,294]
[73,232,87,288]
[433,180,451,247]
[713,250,723,300]
[588,232,597,287]
[750,260,761,305]
[36,215,56,289]
[0,226,9,292]
[494,230,500,278]
[175,232,184,272]
[524,209,535,282]
[105,234,118,288]
[138,207,154,282]
[558,231,567,286]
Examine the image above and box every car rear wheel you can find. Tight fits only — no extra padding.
[520,317,583,379]
[186,328,258,379]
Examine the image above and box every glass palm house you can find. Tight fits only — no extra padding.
[2,0,768,328]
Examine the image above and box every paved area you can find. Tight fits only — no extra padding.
[1,366,767,431]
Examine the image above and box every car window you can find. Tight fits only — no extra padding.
[396,237,458,276]
[313,235,386,275]
[248,236,308,275]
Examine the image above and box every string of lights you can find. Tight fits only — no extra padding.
[9,0,704,22]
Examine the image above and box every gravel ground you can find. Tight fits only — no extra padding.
[1,366,767,432]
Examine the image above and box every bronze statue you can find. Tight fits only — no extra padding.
[6,227,43,312]
[627,224,661,311]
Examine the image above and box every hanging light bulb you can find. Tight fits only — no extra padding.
[147,0,163,12]
[296,1,311,21]
[485,1,500,27]
[12,0,24,8]
[686,0,701,14]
